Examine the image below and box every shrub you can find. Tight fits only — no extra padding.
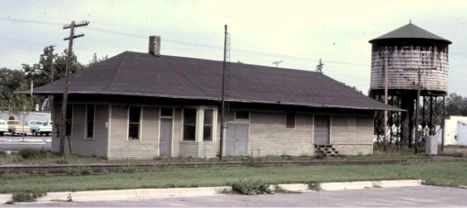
[307,181,320,191]
[11,190,46,202]
[231,180,272,195]
[66,167,94,176]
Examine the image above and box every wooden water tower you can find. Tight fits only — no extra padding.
[369,22,451,149]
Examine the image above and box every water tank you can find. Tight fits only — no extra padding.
[369,23,451,94]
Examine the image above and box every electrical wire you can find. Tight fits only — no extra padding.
[1,15,371,68]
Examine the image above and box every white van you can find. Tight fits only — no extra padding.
[0,120,7,136]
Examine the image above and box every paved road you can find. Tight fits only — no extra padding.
[7,186,467,207]
[0,136,51,151]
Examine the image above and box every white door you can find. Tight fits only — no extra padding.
[159,118,172,157]
[226,123,249,156]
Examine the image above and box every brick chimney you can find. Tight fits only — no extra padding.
[148,36,161,56]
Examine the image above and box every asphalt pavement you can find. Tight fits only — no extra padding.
[5,186,467,207]
[0,135,51,151]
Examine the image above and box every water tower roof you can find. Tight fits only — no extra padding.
[369,23,451,44]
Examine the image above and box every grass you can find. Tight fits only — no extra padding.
[0,150,107,165]
[0,148,425,166]
[0,160,466,193]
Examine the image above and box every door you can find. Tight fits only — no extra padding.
[226,123,248,156]
[314,115,330,145]
[159,118,172,157]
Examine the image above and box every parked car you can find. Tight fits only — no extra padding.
[28,120,52,136]
[7,120,31,136]
[0,120,7,136]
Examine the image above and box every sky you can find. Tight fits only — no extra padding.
[1,0,466,96]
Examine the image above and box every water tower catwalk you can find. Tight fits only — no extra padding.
[369,22,451,149]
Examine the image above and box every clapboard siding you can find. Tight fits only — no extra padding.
[141,107,159,144]
[178,142,199,157]
[249,111,314,157]
[52,104,109,157]
[172,108,182,156]
[108,105,158,159]
[330,116,373,155]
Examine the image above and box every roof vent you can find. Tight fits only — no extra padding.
[148,36,161,56]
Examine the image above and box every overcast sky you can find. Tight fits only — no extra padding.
[1,0,466,96]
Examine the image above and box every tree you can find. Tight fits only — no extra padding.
[0,48,85,112]
[88,52,108,66]
[446,93,467,116]
[0,68,28,109]
[23,49,84,88]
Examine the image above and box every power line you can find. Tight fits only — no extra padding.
[1,16,371,68]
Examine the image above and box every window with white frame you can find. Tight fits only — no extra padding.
[183,109,196,141]
[128,106,141,140]
[86,104,95,139]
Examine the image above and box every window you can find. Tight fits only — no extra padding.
[286,112,295,128]
[66,105,73,137]
[235,111,249,120]
[128,106,141,140]
[161,108,173,117]
[183,109,196,141]
[203,109,213,141]
[86,104,95,138]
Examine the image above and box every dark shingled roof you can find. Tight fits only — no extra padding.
[370,23,451,44]
[33,51,397,111]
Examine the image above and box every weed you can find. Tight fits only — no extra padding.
[11,190,46,202]
[120,166,137,174]
[231,179,272,195]
[66,167,94,176]
[19,149,49,160]
[307,181,320,191]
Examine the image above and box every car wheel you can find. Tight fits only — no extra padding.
[0,132,3,136]
[46,133,50,137]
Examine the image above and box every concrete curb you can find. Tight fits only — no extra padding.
[319,179,424,191]
[0,180,423,204]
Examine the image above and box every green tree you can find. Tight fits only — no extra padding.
[0,68,28,109]
[446,93,467,116]
[88,53,108,66]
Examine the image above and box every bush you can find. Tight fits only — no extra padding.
[231,180,272,195]
[307,181,320,191]
[11,190,46,202]
[19,149,49,159]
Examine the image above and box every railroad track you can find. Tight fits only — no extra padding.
[0,159,408,175]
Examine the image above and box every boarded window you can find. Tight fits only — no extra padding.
[203,109,213,141]
[286,112,295,128]
[128,106,141,140]
[235,111,249,120]
[183,109,196,141]
[86,104,95,138]
[66,105,73,137]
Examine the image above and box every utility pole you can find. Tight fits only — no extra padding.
[45,45,55,82]
[414,67,421,154]
[383,57,388,151]
[404,66,436,154]
[219,25,228,160]
[59,20,89,157]
[272,61,283,67]
[316,59,324,73]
